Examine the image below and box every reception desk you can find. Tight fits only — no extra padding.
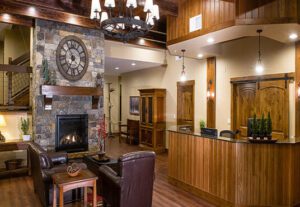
[168,127,300,207]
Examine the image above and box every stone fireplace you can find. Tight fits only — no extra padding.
[32,20,105,151]
[55,114,88,152]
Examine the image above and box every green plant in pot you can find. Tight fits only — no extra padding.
[21,118,30,141]
[200,120,206,129]
[252,114,259,139]
[266,112,272,140]
[259,113,266,139]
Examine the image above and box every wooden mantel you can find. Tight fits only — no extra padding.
[40,85,103,110]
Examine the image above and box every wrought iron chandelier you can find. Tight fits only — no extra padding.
[90,0,160,42]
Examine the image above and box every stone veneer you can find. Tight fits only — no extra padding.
[32,20,105,151]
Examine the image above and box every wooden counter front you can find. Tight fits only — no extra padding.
[168,131,300,207]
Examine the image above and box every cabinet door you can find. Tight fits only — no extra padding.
[148,96,153,125]
[141,97,147,124]
[140,127,153,147]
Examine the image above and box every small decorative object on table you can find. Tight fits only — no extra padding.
[67,163,81,177]
[21,118,30,141]
[97,116,107,154]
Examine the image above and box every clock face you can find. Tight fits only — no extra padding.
[56,35,89,81]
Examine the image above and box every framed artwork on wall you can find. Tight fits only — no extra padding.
[130,96,140,115]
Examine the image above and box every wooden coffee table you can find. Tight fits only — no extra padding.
[52,169,98,207]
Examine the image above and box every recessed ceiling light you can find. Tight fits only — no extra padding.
[114,67,120,70]
[28,7,36,15]
[197,54,204,58]
[289,33,298,40]
[2,14,10,21]
[207,38,215,43]
[131,62,136,66]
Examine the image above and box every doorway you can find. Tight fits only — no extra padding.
[177,80,195,129]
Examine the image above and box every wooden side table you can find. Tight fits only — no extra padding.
[52,169,98,207]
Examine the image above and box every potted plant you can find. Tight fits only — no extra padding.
[252,114,258,139]
[200,120,206,129]
[259,113,266,139]
[21,118,30,141]
[266,112,272,140]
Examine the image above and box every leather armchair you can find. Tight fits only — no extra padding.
[99,151,156,207]
[28,142,86,207]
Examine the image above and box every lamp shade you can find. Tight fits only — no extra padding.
[0,115,7,127]
[126,0,137,8]
[144,0,153,12]
[152,4,160,20]
[101,12,108,22]
[90,0,101,19]
[105,0,116,8]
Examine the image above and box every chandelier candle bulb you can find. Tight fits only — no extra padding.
[144,0,154,12]
[90,0,101,19]
[126,0,137,8]
[105,0,115,8]
[152,5,160,20]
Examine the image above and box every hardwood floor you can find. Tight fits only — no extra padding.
[0,138,215,207]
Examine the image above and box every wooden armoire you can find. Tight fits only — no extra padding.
[139,89,166,153]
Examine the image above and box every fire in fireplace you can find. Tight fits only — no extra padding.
[55,114,88,152]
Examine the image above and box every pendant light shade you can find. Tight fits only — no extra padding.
[146,13,154,25]
[180,71,187,82]
[144,0,154,12]
[101,12,108,23]
[152,5,160,20]
[90,0,101,19]
[105,0,115,8]
[126,0,137,8]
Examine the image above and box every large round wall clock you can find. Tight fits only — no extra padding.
[56,35,89,81]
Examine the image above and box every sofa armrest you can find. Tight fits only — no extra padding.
[47,152,68,165]
[99,165,122,188]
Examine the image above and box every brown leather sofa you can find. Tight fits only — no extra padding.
[99,151,156,207]
[28,142,86,207]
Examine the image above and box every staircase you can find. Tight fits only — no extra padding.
[0,52,31,111]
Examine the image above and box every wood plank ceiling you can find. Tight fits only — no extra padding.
[0,0,178,49]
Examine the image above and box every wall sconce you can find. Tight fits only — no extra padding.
[207,80,215,100]
[0,115,7,142]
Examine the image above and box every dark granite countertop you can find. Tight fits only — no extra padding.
[167,126,300,144]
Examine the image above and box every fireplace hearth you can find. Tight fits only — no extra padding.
[55,114,88,152]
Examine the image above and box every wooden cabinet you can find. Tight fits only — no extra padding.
[139,89,166,153]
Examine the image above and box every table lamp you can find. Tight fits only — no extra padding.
[0,115,7,142]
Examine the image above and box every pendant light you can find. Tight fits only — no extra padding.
[255,29,264,74]
[180,49,187,82]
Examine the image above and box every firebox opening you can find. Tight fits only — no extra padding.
[55,114,88,153]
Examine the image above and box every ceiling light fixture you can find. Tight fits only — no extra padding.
[90,0,159,42]
[28,7,36,15]
[207,38,215,44]
[289,33,298,40]
[255,29,264,74]
[115,67,120,70]
[2,14,10,21]
[180,49,187,82]
[131,62,136,66]
[197,54,204,58]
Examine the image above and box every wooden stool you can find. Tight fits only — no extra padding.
[52,169,98,207]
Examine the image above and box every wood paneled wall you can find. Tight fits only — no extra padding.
[168,131,300,206]
[167,0,299,45]
[167,0,235,44]
[296,41,300,137]
[236,0,299,24]
[207,57,216,128]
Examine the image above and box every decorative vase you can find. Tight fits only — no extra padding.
[22,135,31,141]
